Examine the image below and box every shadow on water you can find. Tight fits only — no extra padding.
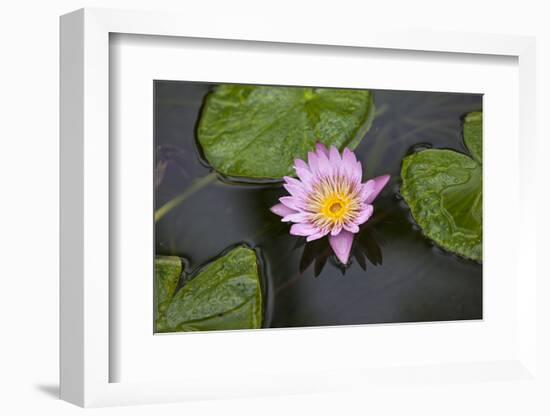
[296,211,387,279]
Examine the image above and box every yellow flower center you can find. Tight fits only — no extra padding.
[321,194,350,221]
[306,175,362,231]
[329,202,342,213]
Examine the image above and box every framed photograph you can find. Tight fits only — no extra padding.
[60,8,539,407]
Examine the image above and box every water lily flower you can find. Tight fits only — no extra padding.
[271,143,390,265]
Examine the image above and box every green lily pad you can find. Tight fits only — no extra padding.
[400,112,482,262]
[154,256,183,331]
[161,246,263,332]
[197,84,374,180]
[463,111,482,163]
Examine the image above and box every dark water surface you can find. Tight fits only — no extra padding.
[155,81,482,328]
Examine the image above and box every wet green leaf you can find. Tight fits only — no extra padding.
[197,85,374,180]
[463,111,482,163]
[154,256,183,331]
[400,112,482,262]
[162,246,262,332]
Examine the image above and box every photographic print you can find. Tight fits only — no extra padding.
[154,82,482,333]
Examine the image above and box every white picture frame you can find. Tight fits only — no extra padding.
[60,7,539,408]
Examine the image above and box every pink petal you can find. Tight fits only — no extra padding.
[294,159,309,171]
[343,223,360,233]
[342,148,358,178]
[365,174,390,204]
[270,203,297,218]
[329,146,341,166]
[342,147,357,163]
[295,168,314,187]
[315,143,329,157]
[295,159,315,187]
[282,211,310,223]
[329,230,354,264]
[284,175,310,194]
[284,176,303,186]
[307,151,320,175]
[306,228,330,242]
[355,204,374,225]
[330,224,343,236]
[284,183,307,198]
[359,179,376,201]
[342,147,357,164]
[279,196,305,211]
[290,223,319,237]
[353,161,363,182]
[315,149,332,177]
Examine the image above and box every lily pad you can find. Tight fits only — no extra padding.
[400,112,482,262]
[197,85,374,180]
[162,246,263,332]
[154,256,183,331]
[463,111,482,163]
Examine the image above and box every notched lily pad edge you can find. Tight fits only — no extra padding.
[154,242,272,334]
[398,128,483,264]
[397,163,482,265]
[193,87,376,184]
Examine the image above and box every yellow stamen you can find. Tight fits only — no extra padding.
[306,175,361,231]
[321,194,350,221]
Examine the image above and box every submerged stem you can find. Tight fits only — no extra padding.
[155,172,218,222]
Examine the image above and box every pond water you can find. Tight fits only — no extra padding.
[155,81,482,328]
